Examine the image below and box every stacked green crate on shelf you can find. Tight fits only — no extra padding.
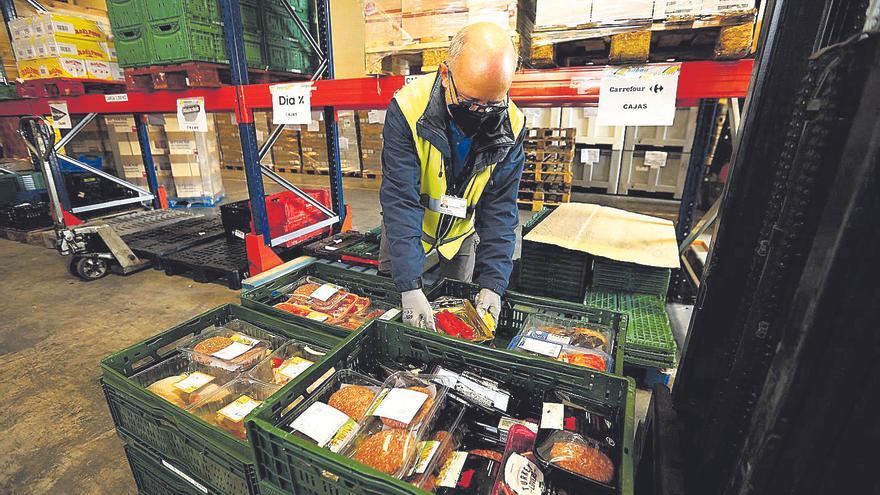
[261,0,316,73]
[107,0,267,68]
[584,289,677,369]
[592,257,672,298]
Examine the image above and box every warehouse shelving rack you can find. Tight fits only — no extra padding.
[0,0,755,276]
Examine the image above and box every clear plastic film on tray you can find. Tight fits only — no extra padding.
[508,313,614,372]
[189,378,280,441]
[273,275,398,330]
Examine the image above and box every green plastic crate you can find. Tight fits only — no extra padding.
[148,19,224,64]
[0,175,18,206]
[146,0,221,23]
[240,1,263,35]
[264,40,312,73]
[106,0,147,29]
[115,25,153,67]
[240,261,401,338]
[15,171,45,191]
[124,442,206,495]
[246,320,636,495]
[243,32,265,68]
[426,278,628,375]
[592,258,672,298]
[584,288,619,311]
[261,2,308,42]
[101,304,341,495]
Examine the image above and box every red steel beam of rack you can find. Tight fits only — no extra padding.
[0,60,753,117]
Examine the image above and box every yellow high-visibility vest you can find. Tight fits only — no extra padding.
[393,73,525,259]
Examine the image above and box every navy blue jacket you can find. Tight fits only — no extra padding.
[380,75,526,295]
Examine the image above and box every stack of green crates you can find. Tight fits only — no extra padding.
[108,0,285,69]
[518,208,593,303]
[592,257,672,298]
[261,0,315,72]
[585,289,677,368]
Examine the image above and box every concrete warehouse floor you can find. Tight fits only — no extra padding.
[0,171,659,494]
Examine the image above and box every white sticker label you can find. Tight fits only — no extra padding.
[598,64,681,126]
[498,416,539,435]
[218,395,262,423]
[172,372,215,393]
[372,387,429,425]
[310,283,339,302]
[270,83,313,125]
[279,357,314,379]
[176,97,208,132]
[338,136,349,150]
[367,109,386,124]
[435,367,510,412]
[438,451,469,488]
[644,150,669,168]
[540,402,565,430]
[48,101,71,129]
[162,459,209,494]
[291,402,354,449]
[413,440,441,475]
[324,245,339,251]
[581,148,601,164]
[436,195,468,219]
[518,337,563,358]
[379,308,401,321]
[212,334,258,360]
[104,93,128,102]
[503,453,545,495]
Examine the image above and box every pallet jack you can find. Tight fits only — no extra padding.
[19,116,201,280]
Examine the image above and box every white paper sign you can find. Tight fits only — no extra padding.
[48,101,71,129]
[581,148,601,164]
[367,109,386,124]
[598,65,680,126]
[270,83,313,125]
[372,388,428,424]
[104,93,128,102]
[338,136,349,150]
[176,97,208,132]
[644,150,669,168]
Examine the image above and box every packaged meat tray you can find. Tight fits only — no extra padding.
[407,399,467,491]
[430,297,495,343]
[247,340,328,386]
[190,378,280,441]
[181,319,288,372]
[272,276,399,331]
[491,424,545,495]
[285,370,383,453]
[507,314,615,372]
[133,353,239,409]
[343,372,451,478]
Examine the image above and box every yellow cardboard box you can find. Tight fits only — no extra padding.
[34,35,114,61]
[86,60,123,81]
[30,13,109,42]
[7,17,33,41]
[17,57,88,80]
[11,38,37,60]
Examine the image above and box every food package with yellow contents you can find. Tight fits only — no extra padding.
[342,372,451,478]
[286,370,383,453]
[430,297,495,343]
[133,353,239,409]
[247,339,328,386]
[533,389,619,491]
[405,399,466,490]
[181,319,287,372]
[189,378,280,441]
[507,313,614,372]
[271,275,398,331]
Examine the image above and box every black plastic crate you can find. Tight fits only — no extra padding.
[300,231,364,261]
[123,217,225,269]
[161,238,248,289]
[219,199,250,240]
[0,202,52,230]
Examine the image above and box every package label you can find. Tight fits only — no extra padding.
[644,150,669,168]
[212,334,259,360]
[413,440,441,475]
[598,64,681,126]
[310,283,340,302]
[503,453,545,495]
[218,395,262,423]
[437,451,468,488]
[540,402,564,430]
[279,357,315,380]
[372,387,429,424]
[379,308,401,321]
[517,336,563,358]
[173,372,215,393]
[291,401,357,450]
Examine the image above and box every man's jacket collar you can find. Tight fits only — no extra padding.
[415,73,517,171]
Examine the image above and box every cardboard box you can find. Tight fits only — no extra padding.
[170,156,200,177]
[17,57,88,79]
[34,36,114,61]
[11,38,36,60]
[534,0,591,28]
[365,13,402,48]
[30,13,110,42]
[86,59,122,81]
[402,10,468,40]
[7,17,32,41]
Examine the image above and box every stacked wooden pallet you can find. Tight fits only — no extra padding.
[518,127,575,211]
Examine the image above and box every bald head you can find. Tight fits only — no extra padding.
[443,22,517,103]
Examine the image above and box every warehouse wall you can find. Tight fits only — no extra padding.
[331,0,367,78]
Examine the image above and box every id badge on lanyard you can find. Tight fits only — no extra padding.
[437,195,468,219]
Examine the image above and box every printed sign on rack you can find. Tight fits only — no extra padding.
[597,64,681,127]
[48,101,71,129]
[270,83,313,125]
[176,97,207,132]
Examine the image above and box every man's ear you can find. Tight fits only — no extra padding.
[438,63,449,88]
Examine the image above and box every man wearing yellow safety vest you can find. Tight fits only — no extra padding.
[379,23,525,330]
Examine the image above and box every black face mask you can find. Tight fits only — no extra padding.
[448,104,487,137]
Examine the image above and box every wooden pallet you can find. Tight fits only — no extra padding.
[365,40,449,75]
[16,77,125,98]
[529,12,757,67]
[124,62,309,92]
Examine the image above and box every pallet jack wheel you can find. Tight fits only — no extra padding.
[71,256,109,281]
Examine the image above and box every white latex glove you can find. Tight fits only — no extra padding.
[475,288,502,330]
[402,289,435,331]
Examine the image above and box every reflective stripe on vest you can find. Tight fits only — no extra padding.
[393,73,525,259]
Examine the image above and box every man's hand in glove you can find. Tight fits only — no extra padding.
[401,289,435,330]
[475,288,501,329]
